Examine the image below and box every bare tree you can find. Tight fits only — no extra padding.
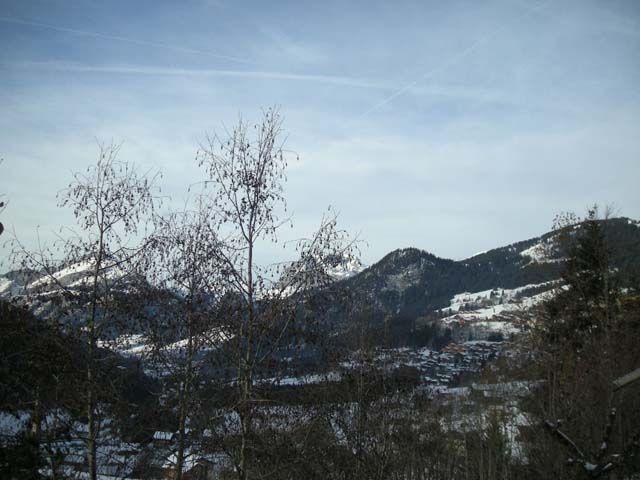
[12,142,158,480]
[136,203,228,480]
[195,108,358,479]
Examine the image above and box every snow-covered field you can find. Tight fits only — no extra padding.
[438,282,557,335]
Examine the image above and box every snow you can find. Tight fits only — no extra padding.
[162,449,204,472]
[474,320,520,334]
[162,328,232,353]
[268,256,365,298]
[0,277,16,296]
[98,334,152,357]
[326,258,365,280]
[98,327,232,362]
[519,239,563,264]
[519,243,548,263]
[386,262,425,292]
[260,371,342,386]
[28,260,94,289]
[439,282,557,334]
[442,282,556,315]
[471,380,542,397]
[446,289,499,313]
[441,386,470,396]
[440,401,534,461]
[27,259,126,291]
[0,411,29,436]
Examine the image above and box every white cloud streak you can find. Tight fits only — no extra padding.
[355,37,488,121]
[355,0,553,121]
[0,16,254,65]
[5,61,388,89]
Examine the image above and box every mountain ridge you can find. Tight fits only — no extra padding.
[2,217,639,346]
[337,216,640,327]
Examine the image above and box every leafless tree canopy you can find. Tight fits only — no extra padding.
[3,115,639,480]
[10,142,159,480]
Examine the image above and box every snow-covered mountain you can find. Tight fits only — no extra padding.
[272,252,364,296]
[2,217,639,347]
[0,258,142,340]
[334,217,640,339]
[0,259,129,298]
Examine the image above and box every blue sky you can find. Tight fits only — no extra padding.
[1,0,639,266]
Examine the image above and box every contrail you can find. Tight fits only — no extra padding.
[355,0,553,121]
[356,37,487,121]
[0,16,253,65]
[7,61,387,89]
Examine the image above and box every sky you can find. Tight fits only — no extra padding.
[1,0,639,267]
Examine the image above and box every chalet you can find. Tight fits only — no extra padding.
[153,431,175,446]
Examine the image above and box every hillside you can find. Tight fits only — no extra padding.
[338,217,640,333]
[2,217,639,351]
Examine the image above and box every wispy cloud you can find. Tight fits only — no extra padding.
[0,16,253,65]
[6,61,388,89]
[355,0,553,121]
[355,37,488,121]
[2,0,638,264]
[7,61,522,102]
[255,26,328,66]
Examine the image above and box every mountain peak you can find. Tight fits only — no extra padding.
[342,216,640,321]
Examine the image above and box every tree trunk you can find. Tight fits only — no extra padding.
[29,388,42,479]
[238,236,254,480]
[87,233,104,480]
[174,394,186,480]
[87,362,97,480]
[174,330,195,480]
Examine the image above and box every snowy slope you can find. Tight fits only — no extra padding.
[438,282,557,336]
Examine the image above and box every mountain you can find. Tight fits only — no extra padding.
[0,259,145,339]
[337,217,640,335]
[2,217,639,349]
